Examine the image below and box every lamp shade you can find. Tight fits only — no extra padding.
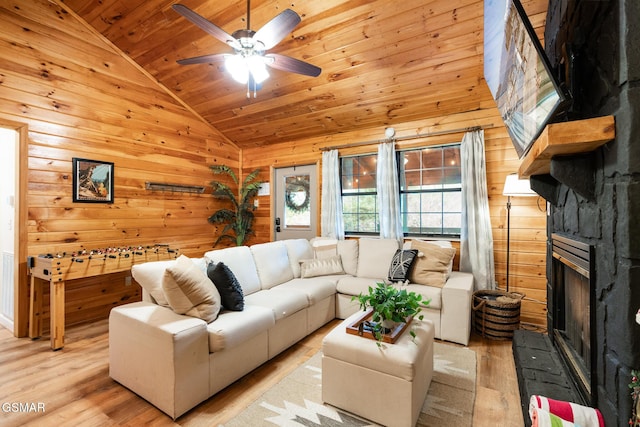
[503,173,536,197]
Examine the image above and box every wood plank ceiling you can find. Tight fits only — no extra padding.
[60,0,548,149]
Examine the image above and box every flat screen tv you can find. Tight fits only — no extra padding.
[484,0,570,158]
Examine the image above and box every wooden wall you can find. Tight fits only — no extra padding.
[0,0,239,335]
[243,106,548,327]
[0,0,548,334]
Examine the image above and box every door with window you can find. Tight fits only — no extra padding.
[0,127,17,331]
[274,164,317,240]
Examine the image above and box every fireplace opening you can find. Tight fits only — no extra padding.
[551,233,596,406]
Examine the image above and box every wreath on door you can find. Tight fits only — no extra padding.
[285,177,310,212]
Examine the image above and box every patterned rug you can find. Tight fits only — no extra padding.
[223,342,476,427]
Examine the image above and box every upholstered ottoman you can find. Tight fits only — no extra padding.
[321,311,434,427]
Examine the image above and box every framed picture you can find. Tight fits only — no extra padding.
[72,158,114,203]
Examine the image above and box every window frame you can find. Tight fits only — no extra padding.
[340,153,379,235]
[397,143,462,238]
[339,143,462,238]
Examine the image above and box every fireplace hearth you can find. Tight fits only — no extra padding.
[513,330,581,426]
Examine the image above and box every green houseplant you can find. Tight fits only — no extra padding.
[353,282,427,344]
[208,165,264,247]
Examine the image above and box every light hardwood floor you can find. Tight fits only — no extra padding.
[0,319,525,426]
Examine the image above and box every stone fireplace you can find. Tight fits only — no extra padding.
[514,0,640,425]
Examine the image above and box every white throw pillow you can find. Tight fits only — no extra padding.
[162,255,221,323]
[131,260,176,306]
[300,256,345,278]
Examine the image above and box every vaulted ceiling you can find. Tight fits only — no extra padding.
[61,0,548,149]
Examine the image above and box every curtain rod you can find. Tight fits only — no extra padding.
[319,124,494,152]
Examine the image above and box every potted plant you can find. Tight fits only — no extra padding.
[353,282,427,344]
[207,165,264,247]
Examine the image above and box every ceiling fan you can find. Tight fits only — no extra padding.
[172,1,321,97]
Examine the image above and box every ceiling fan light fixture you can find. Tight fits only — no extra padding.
[247,55,269,84]
[225,54,249,84]
[225,53,269,85]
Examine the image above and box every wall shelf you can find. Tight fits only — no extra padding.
[518,116,615,178]
[145,182,205,194]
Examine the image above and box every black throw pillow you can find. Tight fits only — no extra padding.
[388,249,419,282]
[207,262,244,311]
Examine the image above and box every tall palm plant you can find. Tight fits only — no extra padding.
[208,165,263,247]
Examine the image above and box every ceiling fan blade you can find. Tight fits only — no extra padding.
[265,53,321,77]
[177,53,227,65]
[253,9,301,50]
[172,4,235,46]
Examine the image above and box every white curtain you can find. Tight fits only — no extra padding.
[377,142,403,242]
[321,150,345,239]
[460,129,496,290]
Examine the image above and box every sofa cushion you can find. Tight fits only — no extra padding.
[162,255,221,323]
[310,237,338,259]
[356,238,400,279]
[336,276,442,309]
[388,249,418,282]
[409,241,456,288]
[204,246,261,296]
[336,276,382,298]
[300,256,344,278]
[272,277,338,304]
[402,283,442,310]
[284,239,314,278]
[251,241,294,289]
[207,262,244,311]
[337,240,359,276]
[206,305,275,353]
[244,289,308,320]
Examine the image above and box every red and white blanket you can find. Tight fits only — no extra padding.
[529,395,605,427]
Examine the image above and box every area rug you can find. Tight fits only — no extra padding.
[223,342,476,427]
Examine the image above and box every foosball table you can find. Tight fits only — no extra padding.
[29,244,179,350]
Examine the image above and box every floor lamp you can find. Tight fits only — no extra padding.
[503,173,537,292]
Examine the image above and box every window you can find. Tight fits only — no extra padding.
[341,154,378,233]
[340,144,462,237]
[399,145,461,236]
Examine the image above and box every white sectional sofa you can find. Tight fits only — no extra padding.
[108,237,474,419]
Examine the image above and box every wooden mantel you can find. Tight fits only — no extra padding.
[518,116,616,178]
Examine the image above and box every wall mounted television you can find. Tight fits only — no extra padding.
[484,0,570,158]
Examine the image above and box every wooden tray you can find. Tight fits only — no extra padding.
[345,308,412,344]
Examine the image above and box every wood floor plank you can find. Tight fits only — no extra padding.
[0,319,524,426]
